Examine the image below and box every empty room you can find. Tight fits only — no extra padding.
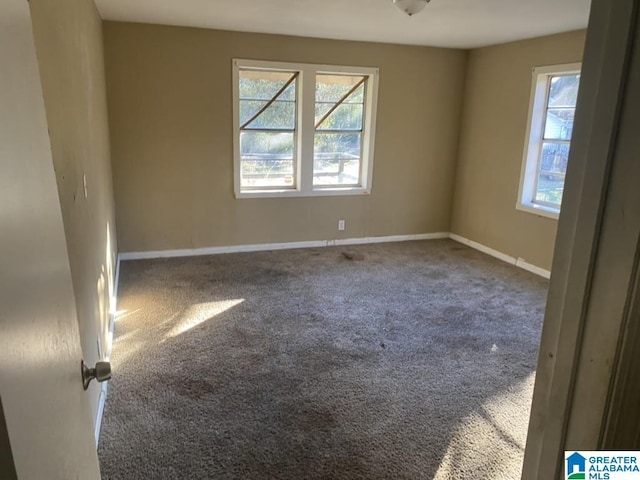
[4,0,640,479]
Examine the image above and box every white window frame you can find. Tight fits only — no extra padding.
[517,62,582,219]
[232,59,379,199]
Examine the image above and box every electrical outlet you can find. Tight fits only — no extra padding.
[338,219,345,231]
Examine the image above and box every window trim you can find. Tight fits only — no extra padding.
[232,59,379,199]
[517,62,582,220]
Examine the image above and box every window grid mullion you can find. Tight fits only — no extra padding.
[356,81,368,186]
[240,128,295,134]
[299,67,316,193]
[315,128,364,134]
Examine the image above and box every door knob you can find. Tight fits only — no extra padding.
[81,360,112,390]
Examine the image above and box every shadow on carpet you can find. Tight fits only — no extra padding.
[98,239,547,479]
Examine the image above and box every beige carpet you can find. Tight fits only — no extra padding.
[98,239,547,479]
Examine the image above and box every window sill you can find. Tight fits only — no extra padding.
[516,202,560,220]
[235,187,371,199]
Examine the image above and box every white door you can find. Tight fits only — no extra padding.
[0,1,102,478]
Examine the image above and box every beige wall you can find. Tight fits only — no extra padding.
[103,22,467,252]
[30,0,117,424]
[451,30,586,271]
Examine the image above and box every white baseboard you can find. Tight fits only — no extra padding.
[118,232,550,279]
[515,257,552,279]
[449,233,551,279]
[94,384,107,446]
[118,232,450,261]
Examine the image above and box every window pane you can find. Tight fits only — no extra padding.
[315,103,332,121]
[316,104,363,130]
[314,132,361,157]
[539,142,570,175]
[316,75,365,103]
[547,74,580,107]
[315,74,366,129]
[239,70,296,101]
[240,131,295,188]
[535,174,565,207]
[543,108,575,140]
[313,132,361,186]
[313,159,360,186]
[240,100,295,129]
[239,69,297,130]
[535,142,569,207]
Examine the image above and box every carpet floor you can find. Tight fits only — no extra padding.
[98,239,547,479]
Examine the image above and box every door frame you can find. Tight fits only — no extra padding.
[522,0,640,477]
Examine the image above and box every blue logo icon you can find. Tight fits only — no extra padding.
[567,452,586,479]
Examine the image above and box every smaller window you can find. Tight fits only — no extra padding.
[517,63,581,219]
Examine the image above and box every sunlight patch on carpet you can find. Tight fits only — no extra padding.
[113,308,141,322]
[165,299,245,338]
[433,372,536,479]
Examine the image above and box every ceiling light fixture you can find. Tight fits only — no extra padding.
[393,0,430,16]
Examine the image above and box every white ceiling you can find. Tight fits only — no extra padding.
[95,0,591,49]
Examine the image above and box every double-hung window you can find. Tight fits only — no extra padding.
[233,59,379,198]
[518,63,581,218]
